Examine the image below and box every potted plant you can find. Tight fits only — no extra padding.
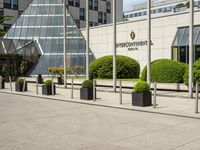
[15,78,27,92]
[42,80,56,95]
[132,80,152,107]
[0,76,5,89]
[80,80,95,100]
[57,68,64,85]
[37,74,43,84]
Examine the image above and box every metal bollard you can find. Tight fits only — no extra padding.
[195,83,199,113]
[51,75,54,96]
[9,76,12,91]
[119,80,122,105]
[0,76,2,89]
[36,77,38,95]
[93,79,96,101]
[71,77,74,99]
[23,77,26,92]
[153,81,157,108]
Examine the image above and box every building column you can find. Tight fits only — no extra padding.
[189,0,194,98]
[86,0,90,80]
[147,0,151,85]
[113,0,117,92]
[63,0,67,88]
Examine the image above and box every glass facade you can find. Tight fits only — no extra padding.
[2,0,94,75]
[172,26,200,63]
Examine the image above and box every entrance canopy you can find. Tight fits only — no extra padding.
[172,26,200,47]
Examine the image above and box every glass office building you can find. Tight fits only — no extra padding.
[1,0,94,75]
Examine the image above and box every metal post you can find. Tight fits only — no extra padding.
[9,76,12,91]
[86,0,89,80]
[51,75,54,96]
[113,0,117,92]
[147,0,151,84]
[93,79,96,101]
[63,0,67,88]
[23,77,26,92]
[153,81,157,108]
[119,80,122,105]
[195,83,199,113]
[0,77,2,89]
[36,77,38,95]
[189,0,194,98]
[71,77,74,99]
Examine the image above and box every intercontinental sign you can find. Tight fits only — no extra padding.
[116,31,153,51]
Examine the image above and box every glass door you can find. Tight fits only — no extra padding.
[179,47,187,63]
[195,46,200,61]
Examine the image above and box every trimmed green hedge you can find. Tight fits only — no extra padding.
[134,80,150,92]
[89,55,140,79]
[184,59,200,85]
[82,80,93,88]
[141,59,188,83]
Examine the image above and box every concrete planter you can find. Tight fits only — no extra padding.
[15,82,27,92]
[57,77,63,85]
[80,88,96,100]
[42,85,56,95]
[0,80,5,89]
[132,91,152,107]
[37,74,43,84]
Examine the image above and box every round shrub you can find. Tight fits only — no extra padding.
[82,80,93,88]
[89,55,140,79]
[134,80,150,92]
[16,78,24,84]
[44,80,52,86]
[141,59,188,83]
[184,59,200,85]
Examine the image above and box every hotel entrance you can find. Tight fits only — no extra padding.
[172,26,200,63]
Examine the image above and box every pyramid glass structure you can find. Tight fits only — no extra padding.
[2,0,93,75]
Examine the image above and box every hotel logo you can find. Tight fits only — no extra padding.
[130,31,136,40]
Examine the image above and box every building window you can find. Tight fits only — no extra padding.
[4,0,18,10]
[80,8,85,20]
[68,0,80,7]
[4,0,11,9]
[13,0,18,10]
[98,12,102,23]
[89,21,98,27]
[98,12,106,24]
[106,2,111,13]
[89,0,98,11]
[0,9,3,17]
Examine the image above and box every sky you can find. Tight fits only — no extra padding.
[123,0,147,12]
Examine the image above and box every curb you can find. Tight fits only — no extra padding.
[0,90,199,120]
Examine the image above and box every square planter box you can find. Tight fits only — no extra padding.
[0,80,5,89]
[15,83,27,92]
[80,88,96,100]
[42,85,56,95]
[132,91,152,107]
[57,77,63,85]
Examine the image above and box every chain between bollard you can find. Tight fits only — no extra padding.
[93,79,96,101]
[153,81,157,108]
[119,80,122,105]
[9,76,12,91]
[195,82,199,113]
[71,77,74,99]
